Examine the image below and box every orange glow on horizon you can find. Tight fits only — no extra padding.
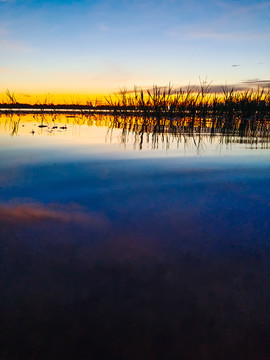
[1,87,268,106]
[0,92,112,106]
[0,90,225,106]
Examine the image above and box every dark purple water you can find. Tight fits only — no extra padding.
[1,116,270,359]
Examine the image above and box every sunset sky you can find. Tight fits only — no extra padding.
[0,0,269,102]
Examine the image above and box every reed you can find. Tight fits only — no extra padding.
[104,84,270,126]
[5,89,17,105]
[1,84,269,125]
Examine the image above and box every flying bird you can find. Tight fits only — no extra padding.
[232,64,240,67]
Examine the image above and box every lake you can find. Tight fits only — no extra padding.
[1,113,270,359]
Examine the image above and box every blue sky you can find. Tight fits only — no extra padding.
[0,0,269,96]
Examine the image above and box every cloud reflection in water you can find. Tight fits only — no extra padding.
[1,114,270,359]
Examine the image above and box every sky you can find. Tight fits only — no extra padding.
[0,0,269,101]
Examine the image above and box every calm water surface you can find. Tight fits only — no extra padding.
[1,114,270,359]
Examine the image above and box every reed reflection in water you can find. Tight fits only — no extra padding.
[1,113,270,360]
[1,113,270,153]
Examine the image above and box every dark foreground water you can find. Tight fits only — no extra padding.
[1,114,270,359]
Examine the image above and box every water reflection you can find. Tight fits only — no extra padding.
[1,113,270,359]
[1,113,270,153]
[2,163,270,359]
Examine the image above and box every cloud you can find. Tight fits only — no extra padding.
[0,202,110,229]
[0,66,10,73]
[240,79,270,87]
[119,82,258,95]
[0,27,8,35]
[167,28,270,41]
[0,25,32,53]
[0,39,32,52]
[214,0,270,26]
[97,23,109,32]
[167,0,270,42]
[217,1,270,14]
